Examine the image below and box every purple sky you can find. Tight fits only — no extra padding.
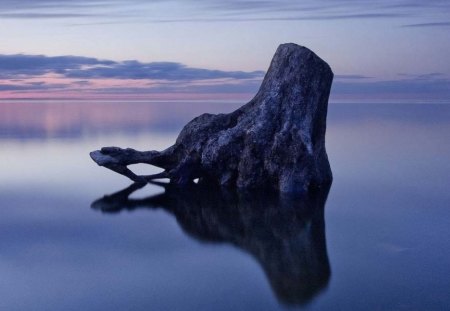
[0,0,449,101]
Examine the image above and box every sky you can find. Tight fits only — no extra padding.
[0,0,449,101]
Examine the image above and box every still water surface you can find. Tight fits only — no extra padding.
[0,101,449,310]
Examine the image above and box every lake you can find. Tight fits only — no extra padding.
[0,101,449,310]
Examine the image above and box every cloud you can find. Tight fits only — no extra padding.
[153,0,448,23]
[0,0,131,20]
[0,0,448,23]
[0,52,264,98]
[332,76,450,98]
[1,52,448,100]
[335,75,372,80]
[398,72,445,79]
[0,13,96,19]
[0,82,68,91]
[0,54,114,77]
[131,13,403,24]
[401,22,450,28]
[199,0,448,11]
[64,61,264,80]
[72,80,91,85]
[0,0,120,11]
[91,80,262,94]
[0,54,264,81]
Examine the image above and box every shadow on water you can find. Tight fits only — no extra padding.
[91,182,332,307]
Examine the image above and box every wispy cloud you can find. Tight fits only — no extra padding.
[125,13,403,24]
[0,0,122,11]
[0,82,68,91]
[398,72,446,79]
[0,13,98,19]
[401,21,450,28]
[335,75,372,80]
[0,0,132,20]
[0,0,449,23]
[332,74,450,100]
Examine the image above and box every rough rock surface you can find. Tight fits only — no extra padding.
[90,43,333,193]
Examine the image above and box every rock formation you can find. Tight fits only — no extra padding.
[90,43,333,193]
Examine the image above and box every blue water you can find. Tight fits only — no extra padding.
[0,101,449,310]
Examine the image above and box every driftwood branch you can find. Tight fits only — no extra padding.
[90,147,171,183]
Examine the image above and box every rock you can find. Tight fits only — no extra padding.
[90,43,333,193]
[91,182,331,305]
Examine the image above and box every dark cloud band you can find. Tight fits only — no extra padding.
[1,52,448,99]
[0,54,264,81]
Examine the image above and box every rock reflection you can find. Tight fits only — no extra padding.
[91,182,331,306]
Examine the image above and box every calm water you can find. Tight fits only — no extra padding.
[0,101,449,311]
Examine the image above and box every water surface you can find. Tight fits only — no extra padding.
[0,101,449,310]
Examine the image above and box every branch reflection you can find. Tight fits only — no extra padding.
[91,182,332,306]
